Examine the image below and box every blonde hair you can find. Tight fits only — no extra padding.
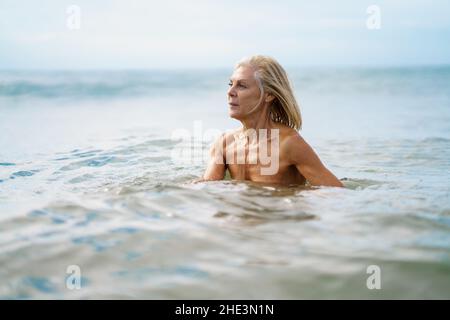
[235,55,302,130]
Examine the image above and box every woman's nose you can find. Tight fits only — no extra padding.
[228,86,237,97]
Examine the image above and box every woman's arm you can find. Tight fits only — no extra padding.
[200,134,226,181]
[287,134,343,187]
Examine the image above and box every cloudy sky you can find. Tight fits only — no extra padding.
[1,0,449,69]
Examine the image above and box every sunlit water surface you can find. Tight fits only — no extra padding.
[0,67,449,298]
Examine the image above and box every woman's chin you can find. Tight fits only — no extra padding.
[228,109,242,120]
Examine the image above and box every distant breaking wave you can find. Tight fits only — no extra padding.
[0,70,226,99]
[1,67,450,99]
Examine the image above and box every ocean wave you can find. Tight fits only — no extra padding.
[2,67,450,99]
[0,70,224,99]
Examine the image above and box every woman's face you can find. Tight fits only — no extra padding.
[227,66,263,120]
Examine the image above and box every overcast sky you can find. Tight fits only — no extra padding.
[1,0,449,69]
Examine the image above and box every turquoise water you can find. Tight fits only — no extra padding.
[0,67,449,299]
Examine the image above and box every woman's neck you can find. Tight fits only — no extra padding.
[240,106,274,132]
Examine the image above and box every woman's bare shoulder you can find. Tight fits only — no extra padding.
[273,124,302,144]
[210,128,240,150]
[278,128,314,162]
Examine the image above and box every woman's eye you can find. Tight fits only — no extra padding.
[228,82,246,88]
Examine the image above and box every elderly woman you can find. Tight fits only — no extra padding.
[202,55,343,187]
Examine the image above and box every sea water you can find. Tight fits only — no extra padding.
[0,67,449,298]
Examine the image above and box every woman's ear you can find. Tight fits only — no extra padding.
[265,94,275,103]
